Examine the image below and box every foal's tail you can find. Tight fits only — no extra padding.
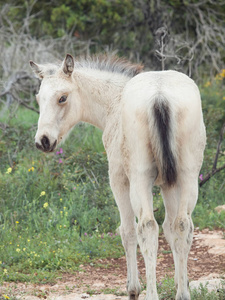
[149,95,178,186]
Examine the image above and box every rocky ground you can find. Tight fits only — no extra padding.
[1,229,225,300]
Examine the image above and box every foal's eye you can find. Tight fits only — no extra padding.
[59,95,67,104]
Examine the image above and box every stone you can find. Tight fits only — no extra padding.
[215,205,225,214]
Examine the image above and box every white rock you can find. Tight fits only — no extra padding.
[215,205,225,214]
[190,279,224,292]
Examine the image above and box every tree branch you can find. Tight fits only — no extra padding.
[213,123,225,170]
[11,92,39,114]
[199,163,225,187]
[200,122,225,187]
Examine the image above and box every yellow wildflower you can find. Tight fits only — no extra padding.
[3,269,7,274]
[28,167,34,172]
[40,191,46,196]
[220,69,225,78]
[16,248,20,252]
[43,202,48,209]
[6,167,12,174]
[204,81,211,87]
[215,69,225,80]
[16,221,19,224]
[3,295,10,299]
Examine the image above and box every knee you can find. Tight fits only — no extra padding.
[137,217,158,236]
[174,215,193,242]
[176,217,189,233]
[175,216,193,234]
[137,217,159,253]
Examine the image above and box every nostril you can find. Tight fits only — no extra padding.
[41,135,50,150]
[36,142,43,151]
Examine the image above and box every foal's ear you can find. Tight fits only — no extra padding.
[62,54,74,76]
[29,61,44,79]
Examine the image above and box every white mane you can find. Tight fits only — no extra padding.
[74,54,143,78]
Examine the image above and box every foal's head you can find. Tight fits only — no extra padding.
[30,54,79,152]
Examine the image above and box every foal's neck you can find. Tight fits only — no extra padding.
[74,69,130,130]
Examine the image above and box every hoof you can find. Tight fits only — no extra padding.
[176,293,190,300]
[129,292,139,300]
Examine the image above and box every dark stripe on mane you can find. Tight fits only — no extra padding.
[75,54,143,78]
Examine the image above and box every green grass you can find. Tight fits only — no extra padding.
[0,105,39,129]
[0,108,123,283]
[0,227,123,283]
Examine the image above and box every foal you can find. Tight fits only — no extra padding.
[30,54,206,300]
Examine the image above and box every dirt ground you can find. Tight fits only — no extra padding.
[1,229,225,300]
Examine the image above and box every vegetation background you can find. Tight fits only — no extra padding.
[0,0,224,298]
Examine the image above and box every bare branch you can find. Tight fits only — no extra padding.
[200,123,225,187]
[153,0,225,79]
[213,123,225,171]
[10,92,39,114]
[199,163,225,187]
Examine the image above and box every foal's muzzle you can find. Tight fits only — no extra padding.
[36,135,57,152]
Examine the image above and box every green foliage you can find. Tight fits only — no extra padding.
[201,70,225,131]
[157,276,176,299]
[0,109,124,282]
[191,282,225,300]
[0,125,119,235]
[192,71,225,229]
[156,277,225,300]
[1,0,224,79]
[0,224,123,282]
[2,0,133,41]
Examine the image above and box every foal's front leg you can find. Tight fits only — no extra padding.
[109,165,141,300]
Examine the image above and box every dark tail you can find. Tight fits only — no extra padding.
[153,96,177,186]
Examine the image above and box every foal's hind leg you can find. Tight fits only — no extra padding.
[109,164,141,300]
[129,168,159,300]
[161,177,199,300]
[125,146,159,300]
[121,117,159,299]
